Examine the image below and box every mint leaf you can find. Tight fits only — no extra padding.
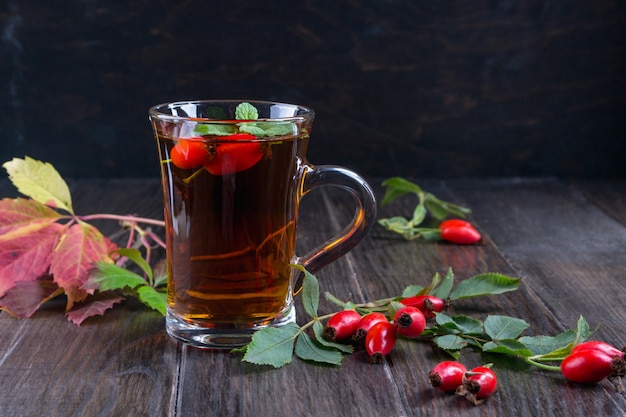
[294,332,344,365]
[240,322,300,368]
[194,124,237,136]
[256,122,295,137]
[235,102,259,120]
[484,315,530,340]
[238,124,266,136]
[448,273,521,300]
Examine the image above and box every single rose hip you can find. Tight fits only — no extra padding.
[365,321,397,364]
[571,341,625,359]
[324,310,362,342]
[170,138,210,169]
[352,312,389,342]
[429,361,467,393]
[456,365,497,405]
[400,294,447,319]
[393,306,426,338]
[439,219,481,244]
[561,349,617,384]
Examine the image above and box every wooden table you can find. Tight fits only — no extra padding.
[1,177,625,417]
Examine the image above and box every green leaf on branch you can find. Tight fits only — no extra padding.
[238,323,301,368]
[87,262,148,292]
[483,339,533,357]
[484,315,530,340]
[518,330,577,356]
[294,332,344,365]
[431,268,455,299]
[380,177,424,207]
[115,248,154,283]
[449,273,521,300]
[434,334,468,351]
[292,264,319,318]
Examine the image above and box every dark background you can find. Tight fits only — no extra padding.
[1,0,624,180]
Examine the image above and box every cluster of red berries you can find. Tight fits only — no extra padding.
[323,295,448,363]
[438,219,481,245]
[561,340,625,390]
[169,133,264,175]
[429,361,497,405]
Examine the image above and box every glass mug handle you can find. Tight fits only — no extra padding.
[293,165,377,292]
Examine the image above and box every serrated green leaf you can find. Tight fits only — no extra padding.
[312,320,353,353]
[448,273,520,300]
[484,315,529,341]
[431,268,454,299]
[3,156,73,213]
[88,262,147,291]
[401,284,425,297]
[235,102,259,120]
[576,315,591,342]
[294,332,343,365]
[292,264,319,318]
[420,272,441,295]
[519,330,577,356]
[241,323,300,368]
[434,334,467,351]
[115,248,153,282]
[447,315,484,335]
[483,339,533,357]
[136,285,166,315]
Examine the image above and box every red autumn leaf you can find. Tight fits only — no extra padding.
[0,277,62,318]
[65,292,125,326]
[49,221,118,310]
[0,199,65,297]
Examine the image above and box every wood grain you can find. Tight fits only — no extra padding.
[0,178,625,416]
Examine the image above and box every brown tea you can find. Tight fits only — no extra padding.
[157,134,308,328]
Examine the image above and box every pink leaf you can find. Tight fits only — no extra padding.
[0,221,63,297]
[49,222,118,310]
[65,292,125,326]
[0,278,62,318]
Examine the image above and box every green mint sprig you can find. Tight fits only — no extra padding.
[194,102,296,137]
[377,177,472,240]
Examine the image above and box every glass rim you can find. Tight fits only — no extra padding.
[148,99,314,123]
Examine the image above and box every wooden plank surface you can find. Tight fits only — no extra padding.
[0,178,625,417]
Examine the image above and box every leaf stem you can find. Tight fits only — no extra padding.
[78,213,165,227]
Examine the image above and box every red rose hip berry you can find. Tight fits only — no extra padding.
[365,321,397,364]
[393,306,426,338]
[352,312,389,342]
[400,295,447,319]
[429,361,467,393]
[456,366,497,405]
[170,138,210,169]
[324,310,362,342]
[439,219,481,244]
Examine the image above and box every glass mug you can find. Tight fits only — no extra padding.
[149,100,376,348]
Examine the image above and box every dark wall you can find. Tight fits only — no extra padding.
[1,0,625,179]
